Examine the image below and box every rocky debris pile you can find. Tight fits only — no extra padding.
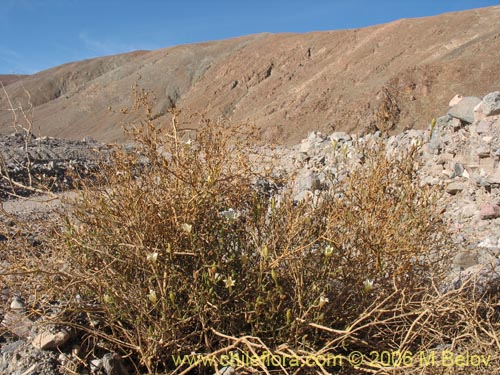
[1,92,499,375]
[0,298,129,375]
[271,90,500,294]
[0,133,111,200]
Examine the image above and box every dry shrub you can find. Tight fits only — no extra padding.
[22,90,498,374]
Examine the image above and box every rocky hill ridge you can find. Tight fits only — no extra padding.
[1,6,499,144]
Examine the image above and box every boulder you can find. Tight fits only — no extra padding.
[447,96,482,124]
[475,91,500,120]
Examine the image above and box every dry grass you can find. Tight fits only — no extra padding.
[1,88,499,374]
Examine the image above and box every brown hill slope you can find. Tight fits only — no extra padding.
[0,75,29,86]
[1,6,499,144]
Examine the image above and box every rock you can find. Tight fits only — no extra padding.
[478,236,498,249]
[476,91,500,117]
[452,163,465,178]
[1,311,33,338]
[102,353,129,375]
[299,140,312,154]
[475,119,493,135]
[460,204,477,219]
[477,248,500,267]
[479,203,500,220]
[296,170,322,192]
[446,181,465,195]
[90,358,103,372]
[449,94,463,107]
[446,264,500,296]
[476,145,490,159]
[494,148,500,161]
[10,296,25,310]
[329,132,352,143]
[32,329,71,350]
[452,251,478,270]
[447,96,482,124]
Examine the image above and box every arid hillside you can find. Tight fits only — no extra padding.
[0,75,28,86]
[1,5,499,144]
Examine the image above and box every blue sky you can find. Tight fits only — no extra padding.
[1,0,498,74]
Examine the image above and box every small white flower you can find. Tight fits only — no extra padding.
[146,252,158,263]
[223,276,235,289]
[185,139,192,145]
[363,279,374,292]
[103,294,113,304]
[181,223,192,234]
[324,245,334,257]
[319,295,329,308]
[147,289,158,303]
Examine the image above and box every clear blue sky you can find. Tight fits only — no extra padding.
[1,0,498,74]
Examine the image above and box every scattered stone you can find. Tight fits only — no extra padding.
[475,119,492,134]
[90,358,104,372]
[446,181,465,195]
[102,352,129,375]
[476,145,490,159]
[452,163,465,178]
[329,132,352,143]
[32,329,71,350]
[452,251,478,270]
[479,203,500,220]
[447,96,482,124]
[477,91,500,117]
[1,311,33,338]
[10,296,25,310]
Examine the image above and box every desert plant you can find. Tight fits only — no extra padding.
[25,89,497,374]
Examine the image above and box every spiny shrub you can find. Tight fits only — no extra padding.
[42,90,455,373]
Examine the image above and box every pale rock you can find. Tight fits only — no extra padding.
[299,140,312,154]
[461,204,477,219]
[446,181,465,195]
[479,203,500,220]
[452,251,478,270]
[329,132,352,143]
[449,94,463,107]
[452,163,465,178]
[10,296,25,310]
[1,311,33,338]
[476,146,490,159]
[478,236,498,249]
[102,352,129,375]
[90,359,104,372]
[447,96,482,124]
[476,119,493,135]
[32,329,71,350]
[474,92,500,121]
[477,248,500,266]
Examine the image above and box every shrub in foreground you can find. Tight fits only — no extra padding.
[30,91,496,374]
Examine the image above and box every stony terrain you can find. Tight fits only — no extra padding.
[1,89,499,375]
[1,6,499,145]
[0,134,111,199]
